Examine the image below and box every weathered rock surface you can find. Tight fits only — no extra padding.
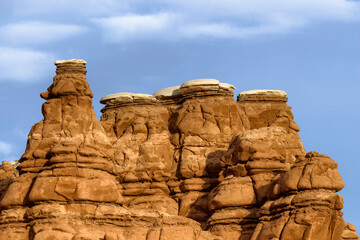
[0,60,357,240]
[0,161,18,201]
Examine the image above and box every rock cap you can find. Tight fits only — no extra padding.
[238,89,288,102]
[239,90,287,97]
[54,59,87,65]
[180,79,235,96]
[100,92,156,105]
[100,92,133,104]
[153,86,181,99]
[219,83,236,91]
[181,79,219,88]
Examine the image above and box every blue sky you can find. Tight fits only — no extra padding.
[0,0,359,232]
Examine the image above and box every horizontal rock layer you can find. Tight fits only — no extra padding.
[0,60,357,240]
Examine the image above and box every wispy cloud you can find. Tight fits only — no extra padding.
[0,47,54,82]
[91,0,360,42]
[11,0,127,17]
[0,21,86,82]
[0,21,86,46]
[3,0,359,43]
[92,13,177,42]
[180,16,298,39]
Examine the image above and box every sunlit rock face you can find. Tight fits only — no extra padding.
[0,60,357,240]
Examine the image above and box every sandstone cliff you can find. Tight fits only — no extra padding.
[0,59,357,240]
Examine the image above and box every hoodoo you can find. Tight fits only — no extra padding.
[0,59,358,240]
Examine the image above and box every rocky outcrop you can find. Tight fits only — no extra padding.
[206,126,305,239]
[237,89,300,131]
[0,59,357,240]
[99,79,250,226]
[0,161,18,201]
[251,152,345,240]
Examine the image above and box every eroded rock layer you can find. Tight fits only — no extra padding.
[0,60,357,240]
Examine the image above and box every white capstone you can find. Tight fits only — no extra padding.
[133,93,156,100]
[55,59,87,65]
[239,89,287,97]
[181,79,219,88]
[100,92,134,104]
[153,86,181,97]
[219,83,236,91]
[100,92,157,104]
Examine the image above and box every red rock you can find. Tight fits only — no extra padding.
[0,60,357,240]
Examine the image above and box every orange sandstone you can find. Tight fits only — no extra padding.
[0,59,357,240]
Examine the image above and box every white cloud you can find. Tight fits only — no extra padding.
[180,16,299,39]
[91,0,360,42]
[11,0,127,17]
[0,47,54,82]
[92,13,177,42]
[0,21,86,46]
[164,0,360,21]
[2,0,359,43]
[0,141,12,156]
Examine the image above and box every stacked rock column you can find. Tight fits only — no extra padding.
[100,92,179,215]
[207,90,306,240]
[0,60,124,239]
[172,80,250,226]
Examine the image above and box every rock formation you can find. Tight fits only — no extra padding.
[0,59,357,240]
